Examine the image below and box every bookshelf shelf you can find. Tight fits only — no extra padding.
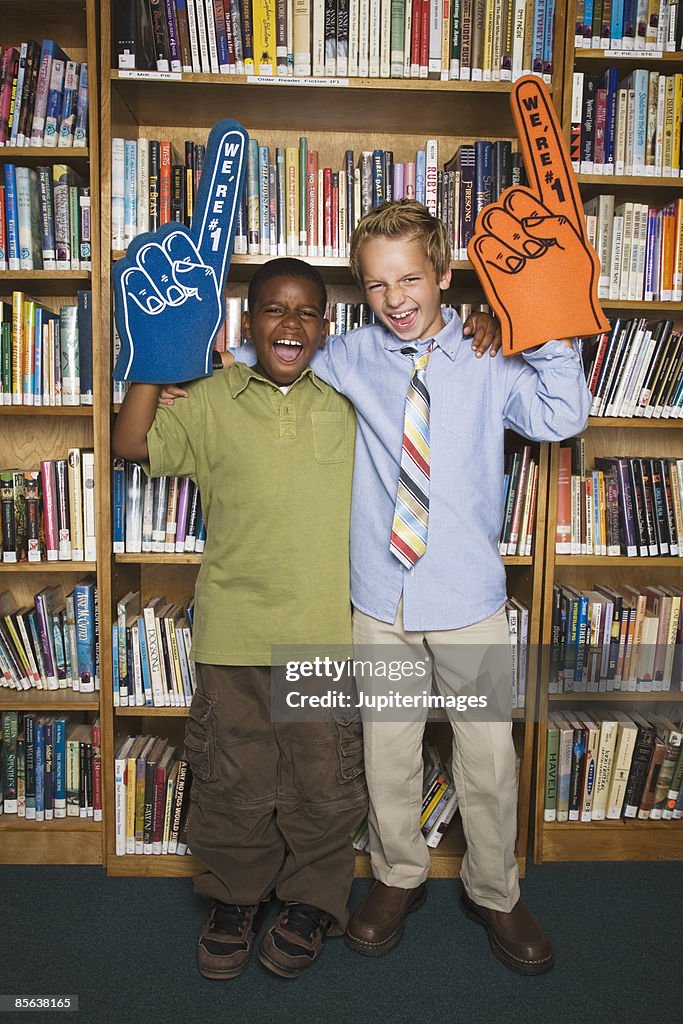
[0,146,90,167]
[555,556,683,566]
[574,50,683,63]
[577,174,683,187]
[0,272,91,297]
[0,816,100,831]
[114,554,202,565]
[107,820,527,878]
[0,690,99,710]
[550,692,683,702]
[115,707,190,717]
[0,562,97,573]
[0,407,94,418]
[539,820,683,862]
[600,300,683,312]
[109,72,526,136]
[587,417,683,428]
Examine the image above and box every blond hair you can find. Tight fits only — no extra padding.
[349,199,451,285]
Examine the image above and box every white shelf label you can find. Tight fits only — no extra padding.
[602,50,663,59]
[246,76,350,88]
[118,70,183,81]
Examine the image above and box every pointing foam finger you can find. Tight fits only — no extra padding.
[511,76,585,240]
[192,119,249,285]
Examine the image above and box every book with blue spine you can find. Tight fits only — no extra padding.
[73,578,96,694]
[259,144,270,255]
[31,40,69,146]
[112,458,126,553]
[473,139,493,221]
[73,62,88,147]
[43,716,54,819]
[58,60,80,147]
[136,613,154,707]
[415,149,426,206]
[24,712,36,818]
[35,719,45,821]
[43,57,66,147]
[53,716,67,817]
[3,164,19,270]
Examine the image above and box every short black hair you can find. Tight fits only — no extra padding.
[247,257,327,314]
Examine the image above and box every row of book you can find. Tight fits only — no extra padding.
[0,292,93,407]
[500,446,539,557]
[114,0,557,83]
[556,450,683,559]
[112,134,527,261]
[112,465,206,556]
[574,0,683,51]
[0,41,88,149]
[113,591,196,709]
[583,318,683,418]
[550,583,683,693]
[0,580,99,693]
[1,459,88,564]
[0,713,101,821]
[1,451,97,565]
[584,196,683,304]
[0,165,91,272]
[114,735,192,856]
[570,69,683,178]
[543,708,683,824]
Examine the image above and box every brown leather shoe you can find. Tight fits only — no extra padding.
[461,891,554,975]
[345,881,427,956]
[197,900,271,979]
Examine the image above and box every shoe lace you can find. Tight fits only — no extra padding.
[281,903,330,942]
[211,902,252,936]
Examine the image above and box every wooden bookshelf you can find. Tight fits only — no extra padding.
[0,0,104,865]
[531,0,683,865]
[534,425,683,863]
[98,0,568,880]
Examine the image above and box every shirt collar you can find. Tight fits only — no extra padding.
[228,361,324,399]
[380,305,462,361]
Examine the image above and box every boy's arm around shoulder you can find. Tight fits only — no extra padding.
[501,338,591,442]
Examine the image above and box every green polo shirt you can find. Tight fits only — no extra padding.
[146,362,355,665]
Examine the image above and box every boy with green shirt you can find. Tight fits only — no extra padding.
[113,258,367,981]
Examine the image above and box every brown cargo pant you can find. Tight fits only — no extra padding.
[185,664,368,932]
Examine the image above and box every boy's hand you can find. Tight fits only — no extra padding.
[113,120,248,383]
[158,384,189,406]
[463,312,502,358]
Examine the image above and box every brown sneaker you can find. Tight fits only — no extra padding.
[344,881,427,957]
[460,892,555,975]
[258,903,332,979]
[197,900,271,979]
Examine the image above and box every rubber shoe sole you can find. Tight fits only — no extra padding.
[344,888,427,958]
[460,892,555,976]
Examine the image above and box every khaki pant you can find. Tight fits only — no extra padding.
[185,664,368,931]
[352,603,520,913]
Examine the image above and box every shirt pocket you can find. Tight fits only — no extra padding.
[439,380,486,439]
[311,410,348,464]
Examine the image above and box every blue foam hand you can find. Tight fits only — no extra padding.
[113,120,248,383]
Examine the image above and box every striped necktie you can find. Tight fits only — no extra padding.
[390,345,433,568]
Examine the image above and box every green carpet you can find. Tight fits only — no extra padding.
[0,862,680,1024]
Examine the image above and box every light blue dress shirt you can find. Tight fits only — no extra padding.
[236,306,591,630]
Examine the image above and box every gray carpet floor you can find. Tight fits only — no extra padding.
[1,862,681,1024]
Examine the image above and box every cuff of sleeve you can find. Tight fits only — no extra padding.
[522,339,581,364]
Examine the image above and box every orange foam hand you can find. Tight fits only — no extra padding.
[468,76,610,356]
